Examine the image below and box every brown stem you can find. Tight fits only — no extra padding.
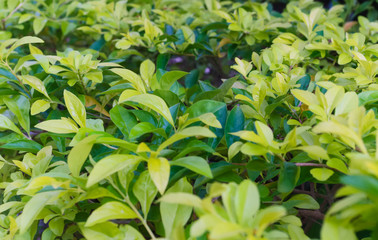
[298,210,324,220]
[292,163,338,171]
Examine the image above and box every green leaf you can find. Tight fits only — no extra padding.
[3,95,30,133]
[119,93,174,127]
[335,92,358,115]
[19,191,59,234]
[212,76,239,101]
[278,162,300,193]
[358,91,378,105]
[33,17,47,34]
[341,175,378,197]
[255,121,274,146]
[86,71,103,83]
[158,126,216,152]
[327,158,348,174]
[295,145,329,161]
[64,90,86,128]
[0,114,23,135]
[160,178,193,237]
[285,194,320,209]
[225,105,245,147]
[68,135,98,177]
[186,100,226,118]
[7,36,43,55]
[160,71,188,90]
[171,156,213,178]
[109,105,138,139]
[198,113,222,128]
[94,137,137,152]
[132,171,158,218]
[310,168,334,181]
[49,217,64,236]
[111,68,146,93]
[148,157,170,194]
[21,75,50,99]
[253,206,287,237]
[35,119,79,133]
[337,53,352,65]
[85,201,138,227]
[87,154,141,187]
[79,222,121,239]
[313,121,366,154]
[129,122,167,140]
[122,225,145,240]
[235,180,260,227]
[1,139,42,153]
[321,216,356,240]
[288,224,311,240]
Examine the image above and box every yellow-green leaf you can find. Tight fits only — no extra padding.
[291,89,319,106]
[338,53,352,65]
[235,180,260,227]
[79,222,121,239]
[310,168,334,181]
[148,157,170,194]
[313,121,367,154]
[19,191,59,234]
[255,121,273,146]
[335,92,358,115]
[253,206,287,237]
[158,126,216,152]
[160,178,193,237]
[21,75,50,99]
[3,95,30,134]
[171,156,213,178]
[198,113,222,128]
[119,89,141,103]
[31,99,50,115]
[35,118,79,133]
[33,17,47,35]
[13,160,32,175]
[132,171,158,218]
[0,114,23,136]
[295,145,329,161]
[68,135,98,177]
[85,201,138,227]
[241,142,267,156]
[64,90,86,128]
[159,193,202,208]
[6,36,44,57]
[87,154,141,187]
[140,59,155,86]
[111,68,146,93]
[120,93,174,127]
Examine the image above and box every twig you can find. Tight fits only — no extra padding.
[77,71,88,95]
[108,179,157,240]
[298,210,324,220]
[87,112,111,120]
[2,2,24,30]
[293,162,337,170]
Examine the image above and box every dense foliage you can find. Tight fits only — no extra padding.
[0,0,377,239]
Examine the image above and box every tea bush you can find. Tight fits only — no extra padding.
[0,0,377,239]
